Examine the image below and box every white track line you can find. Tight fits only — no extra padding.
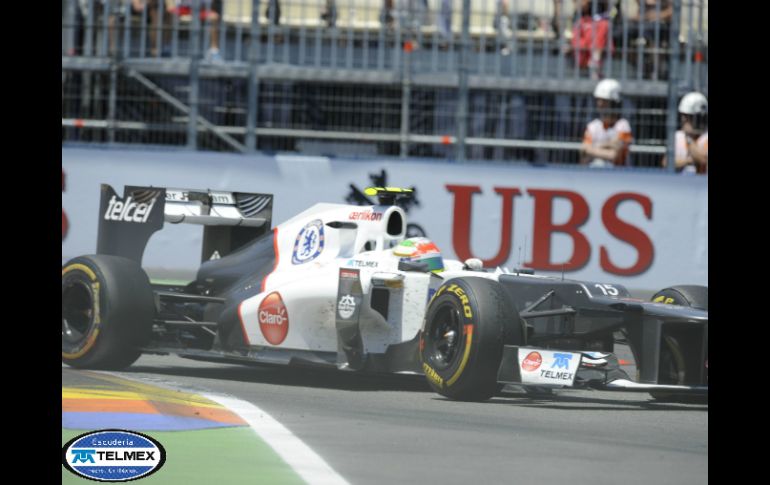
[202,392,350,485]
[97,371,350,485]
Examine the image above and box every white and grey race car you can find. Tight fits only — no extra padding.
[62,185,708,402]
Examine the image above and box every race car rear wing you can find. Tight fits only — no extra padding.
[96,184,273,264]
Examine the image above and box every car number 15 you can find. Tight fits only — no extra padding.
[595,284,619,296]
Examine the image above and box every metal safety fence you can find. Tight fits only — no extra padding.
[62,0,708,170]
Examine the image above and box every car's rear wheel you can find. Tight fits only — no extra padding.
[62,255,155,369]
[420,277,525,402]
[649,285,708,403]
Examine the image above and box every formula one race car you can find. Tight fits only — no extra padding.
[62,185,708,402]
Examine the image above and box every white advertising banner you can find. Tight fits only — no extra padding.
[62,147,707,293]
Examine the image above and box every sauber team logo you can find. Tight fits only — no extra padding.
[258,292,289,345]
[337,295,356,319]
[292,219,325,265]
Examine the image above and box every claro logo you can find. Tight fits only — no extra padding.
[522,351,542,372]
[103,193,158,223]
[258,292,289,345]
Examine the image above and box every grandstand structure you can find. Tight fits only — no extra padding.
[62,0,708,168]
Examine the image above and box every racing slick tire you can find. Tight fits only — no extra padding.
[420,277,525,402]
[649,285,708,403]
[62,255,154,369]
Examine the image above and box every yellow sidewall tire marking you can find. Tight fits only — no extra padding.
[447,325,473,387]
[422,363,444,389]
[62,263,102,360]
[62,263,96,280]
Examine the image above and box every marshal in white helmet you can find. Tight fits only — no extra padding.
[593,78,621,102]
[678,92,708,116]
[663,92,708,174]
[581,79,633,169]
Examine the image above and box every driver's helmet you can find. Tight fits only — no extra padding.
[393,237,444,273]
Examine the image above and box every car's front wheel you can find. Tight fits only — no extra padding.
[420,277,525,402]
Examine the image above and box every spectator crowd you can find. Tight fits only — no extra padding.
[65,0,706,173]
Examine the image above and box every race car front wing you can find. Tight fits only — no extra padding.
[497,346,708,394]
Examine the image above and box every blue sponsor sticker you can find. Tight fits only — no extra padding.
[62,429,166,482]
[551,353,573,369]
[292,219,325,264]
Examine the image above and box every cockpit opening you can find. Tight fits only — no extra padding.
[387,211,404,236]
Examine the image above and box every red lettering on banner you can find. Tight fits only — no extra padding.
[600,193,654,276]
[446,185,522,267]
[446,185,655,276]
[525,189,591,271]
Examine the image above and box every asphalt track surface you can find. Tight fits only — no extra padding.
[63,350,708,485]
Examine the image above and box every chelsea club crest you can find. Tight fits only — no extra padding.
[292,219,325,264]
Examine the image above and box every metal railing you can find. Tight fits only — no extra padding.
[62,0,708,169]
